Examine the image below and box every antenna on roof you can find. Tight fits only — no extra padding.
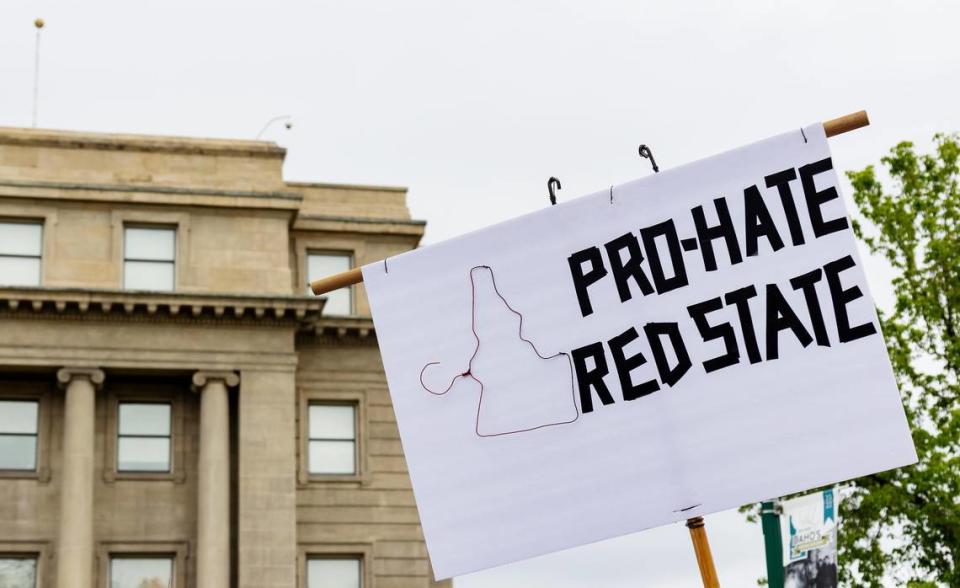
[32,18,44,128]
[255,115,293,139]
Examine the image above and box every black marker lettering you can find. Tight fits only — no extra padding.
[604,232,654,303]
[568,246,607,317]
[643,322,692,387]
[799,157,849,238]
[723,285,762,364]
[692,196,743,271]
[765,283,814,360]
[571,342,616,413]
[687,296,740,372]
[743,184,785,257]
[609,327,659,401]
[789,268,830,346]
[824,255,878,343]
[640,220,689,294]
[764,168,805,246]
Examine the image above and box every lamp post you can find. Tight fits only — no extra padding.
[761,500,784,588]
[255,115,293,139]
[32,18,44,127]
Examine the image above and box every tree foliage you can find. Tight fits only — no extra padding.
[838,133,960,586]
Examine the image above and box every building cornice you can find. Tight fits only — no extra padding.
[0,287,323,326]
[0,127,286,159]
[296,213,425,226]
[292,214,425,239]
[0,287,378,342]
[286,181,407,193]
[306,316,377,342]
[0,180,302,211]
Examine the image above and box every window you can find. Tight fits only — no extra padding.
[110,556,173,588]
[308,404,356,475]
[307,253,352,315]
[117,403,171,472]
[0,221,42,286]
[124,227,175,291]
[0,556,37,587]
[307,557,361,588]
[0,400,39,470]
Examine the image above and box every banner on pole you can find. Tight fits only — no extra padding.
[781,489,839,587]
[363,124,917,579]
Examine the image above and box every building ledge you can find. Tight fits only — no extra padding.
[292,214,425,239]
[0,180,301,211]
[0,179,301,201]
[0,287,378,341]
[296,213,425,226]
[286,181,407,193]
[0,287,324,326]
[307,316,376,340]
[0,127,286,159]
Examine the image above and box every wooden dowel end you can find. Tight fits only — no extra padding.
[309,267,363,295]
[823,110,869,138]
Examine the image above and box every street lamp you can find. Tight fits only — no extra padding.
[32,18,44,128]
[255,115,293,139]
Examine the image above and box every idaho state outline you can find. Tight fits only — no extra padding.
[419,265,580,437]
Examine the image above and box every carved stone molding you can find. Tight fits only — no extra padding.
[56,367,105,390]
[191,370,240,392]
[0,287,324,326]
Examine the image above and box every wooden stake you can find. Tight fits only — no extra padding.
[308,267,363,297]
[686,516,720,587]
[309,110,870,296]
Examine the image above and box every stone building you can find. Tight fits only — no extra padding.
[0,127,446,588]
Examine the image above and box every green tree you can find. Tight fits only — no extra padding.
[838,133,959,586]
[744,133,960,586]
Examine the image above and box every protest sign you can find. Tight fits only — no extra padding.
[781,489,839,587]
[362,123,917,579]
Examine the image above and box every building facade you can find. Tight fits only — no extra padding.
[0,127,446,588]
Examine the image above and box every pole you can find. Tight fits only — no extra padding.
[686,517,720,587]
[761,501,784,588]
[309,109,872,297]
[32,18,44,128]
[255,115,293,139]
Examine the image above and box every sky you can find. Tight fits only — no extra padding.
[2,1,959,586]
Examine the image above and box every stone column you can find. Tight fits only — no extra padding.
[192,371,239,588]
[55,367,104,588]
[237,369,298,588]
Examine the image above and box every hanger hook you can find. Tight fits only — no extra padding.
[638,144,659,174]
[547,176,562,206]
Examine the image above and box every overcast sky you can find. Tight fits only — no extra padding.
[3,1,959,586]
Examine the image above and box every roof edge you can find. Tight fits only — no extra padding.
[286,181,407,193]
[0,127,286,158]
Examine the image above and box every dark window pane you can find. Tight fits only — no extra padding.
[118,404,171,436]
[117,437,170,472]
[0,435,37,470]
[110,557,173,588]
[309,405,355,440]
[307,254,352,315]
[308,440,355,475]
[123,261,174,291]
[124,228,175,261]
[0,222,42,256]
[307,558,360,588]
[0,257,41,287]
[0,401,38,434]
[0,557,37,588]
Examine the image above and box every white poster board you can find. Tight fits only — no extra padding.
[363,124,917,580]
